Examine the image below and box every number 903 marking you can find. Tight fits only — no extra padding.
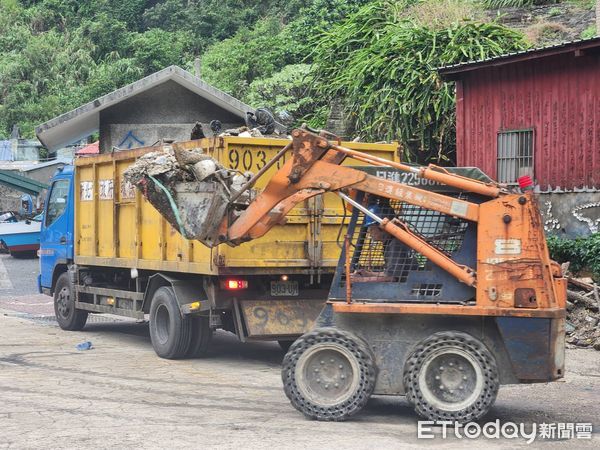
[228,148,286,172]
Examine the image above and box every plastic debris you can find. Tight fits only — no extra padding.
[76,341,93,351]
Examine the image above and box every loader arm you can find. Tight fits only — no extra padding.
[219,129,506,286]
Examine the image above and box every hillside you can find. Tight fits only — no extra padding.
[0,0,597,161]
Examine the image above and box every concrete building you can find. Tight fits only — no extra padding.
[0,159,70,212]
[439,37,600,237]
[36,66,257,153]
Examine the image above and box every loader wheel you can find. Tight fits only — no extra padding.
[54,273,88,331]
[403,331,499,423]
[282,327,376,421]
[149,287,192,359]
[186,316,212,358]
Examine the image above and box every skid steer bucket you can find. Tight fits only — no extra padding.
[172,181,229,247]
[141,176,230,248]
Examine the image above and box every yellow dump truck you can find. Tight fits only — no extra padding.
[39,136,398,358]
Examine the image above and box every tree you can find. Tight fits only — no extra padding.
[131,28,193,75]
[245,64,326,127]
[310,0,528,163]
[201,17,294,98]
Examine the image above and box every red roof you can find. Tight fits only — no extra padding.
[76,141,99,155]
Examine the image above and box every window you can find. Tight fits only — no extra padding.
[45,179,70,226]
[497,129,534,184]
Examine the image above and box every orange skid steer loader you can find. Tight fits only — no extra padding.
[150,127,567,423]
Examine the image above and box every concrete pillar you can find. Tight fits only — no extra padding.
[194,57,201,79]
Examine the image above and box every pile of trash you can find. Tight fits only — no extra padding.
[123,144,253,247]
[564,267,600,350]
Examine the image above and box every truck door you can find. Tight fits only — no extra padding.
[40,176,73,288]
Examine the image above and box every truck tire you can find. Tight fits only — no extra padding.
[54,272,88,331]
[149,286,192,359]
[186,316,212,358]
[282,327,376,421]
[403,331,499,423]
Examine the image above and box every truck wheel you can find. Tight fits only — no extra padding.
[403,331,499,423]
[54,272,88,331]
[282,327,376,421]
[149,286,192,359]
[186,316,212,358]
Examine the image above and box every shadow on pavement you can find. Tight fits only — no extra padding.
[83,320,285,366]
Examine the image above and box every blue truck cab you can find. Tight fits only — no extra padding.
[38,165,74,295]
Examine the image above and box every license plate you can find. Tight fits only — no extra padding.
[271,280,299,296]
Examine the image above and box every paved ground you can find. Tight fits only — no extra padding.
[0,256,599,448]
[0,254,39,297]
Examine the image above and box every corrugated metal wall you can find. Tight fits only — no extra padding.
[455,53,600,190]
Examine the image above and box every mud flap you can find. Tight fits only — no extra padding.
[142,274,209,314]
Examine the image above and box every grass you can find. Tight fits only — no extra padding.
[581,24,598,39]
[524,20,572,44]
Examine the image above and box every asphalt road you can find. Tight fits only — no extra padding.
[0,256,598,449]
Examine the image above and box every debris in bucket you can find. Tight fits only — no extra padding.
[76,341,93,351]
[565,271,600,350]
[123,144,254,247]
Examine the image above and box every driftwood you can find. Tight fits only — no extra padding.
[566,276,596,292]
[567,289,599,311]
[564,273,600,350]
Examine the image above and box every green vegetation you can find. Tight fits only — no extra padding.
[201,17,294,100]
[245,64,326,128]
[581,24,598,38]
[548,233,600,281]
[310,0,527,162]
[6,0,587,164]
[0,0,370,137]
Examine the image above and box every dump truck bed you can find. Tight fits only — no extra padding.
[74,136,398,275]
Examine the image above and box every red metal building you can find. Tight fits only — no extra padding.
[439,38,600,191]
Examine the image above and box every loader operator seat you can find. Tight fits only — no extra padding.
[361,199,418,283]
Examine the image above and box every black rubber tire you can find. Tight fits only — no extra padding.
[10,250,37,259]
[282,327,377,421]
[403,331,499,423]
[278,339,295,352]
[149,286,192,359]
[186,316,212,358]
[54,272,88,331]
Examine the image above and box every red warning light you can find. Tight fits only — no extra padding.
[518,175,533,191]
[223,279,248,290]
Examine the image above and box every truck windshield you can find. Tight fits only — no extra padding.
[45,179,70,226]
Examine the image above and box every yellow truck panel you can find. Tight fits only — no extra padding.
[74,136,398,274]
